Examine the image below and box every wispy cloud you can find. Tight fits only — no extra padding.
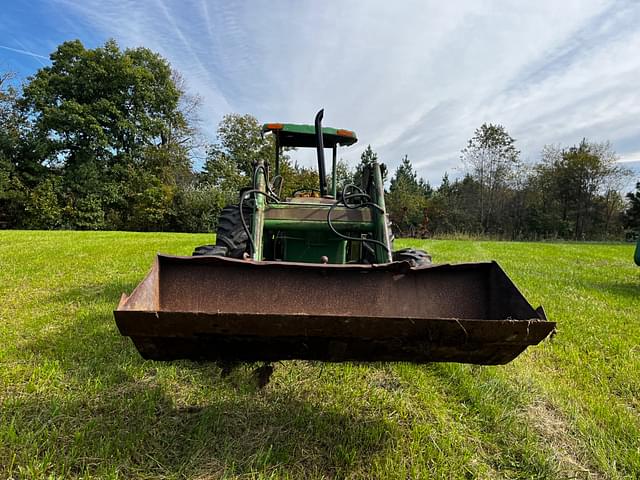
[618,153,640,163]
[0,44,48,60]
[6,0,640,183]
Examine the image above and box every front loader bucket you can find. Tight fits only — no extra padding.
[114,255,555,365]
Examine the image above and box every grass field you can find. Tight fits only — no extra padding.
[1,231,638,479]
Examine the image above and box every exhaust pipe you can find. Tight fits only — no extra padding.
[315,109,327,197]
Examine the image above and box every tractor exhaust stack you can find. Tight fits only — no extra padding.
[315,109,327,197]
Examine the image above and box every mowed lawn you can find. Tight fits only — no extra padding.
[1,231,638,479]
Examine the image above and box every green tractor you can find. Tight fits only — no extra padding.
[192,110,427,267]
[114,110,554,367]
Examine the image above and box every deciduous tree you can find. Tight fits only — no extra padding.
[19,39,196,229]
[461,123,520,232]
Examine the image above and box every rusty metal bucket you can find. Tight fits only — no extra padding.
[114,255,555,365]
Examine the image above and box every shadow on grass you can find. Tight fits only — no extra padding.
[586,280,640,301]
[6,385,390,478]
[6,281,392,478]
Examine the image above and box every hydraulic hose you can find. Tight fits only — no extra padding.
[326,184,392,260]
[239,188,280,256]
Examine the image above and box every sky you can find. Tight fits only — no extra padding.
[1,0,639,188]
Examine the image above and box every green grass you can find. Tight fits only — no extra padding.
[1,231,638,479]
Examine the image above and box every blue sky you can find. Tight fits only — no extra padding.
[1,0,639,187]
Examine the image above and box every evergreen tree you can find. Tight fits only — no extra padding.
[386,155,431,236]
[353,145,386,186]
[624,182,640,234]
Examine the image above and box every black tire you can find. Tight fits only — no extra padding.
[392,248,432,267]
[192,204,252,258]
[192,244,228,256]
[214,204,252,258]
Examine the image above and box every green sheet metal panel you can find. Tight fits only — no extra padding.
[282,232,347,263]
[263,203,374,232]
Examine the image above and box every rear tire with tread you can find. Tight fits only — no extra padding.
[192,204,252,258]
[215,204,252,258]
[192,244,228,256]
[392,248,432,267]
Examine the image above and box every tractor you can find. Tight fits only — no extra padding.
[114,110,554,367]
[192,110,429,266]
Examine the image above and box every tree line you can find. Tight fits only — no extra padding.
[1,39,638,239]
[387,125,638,240]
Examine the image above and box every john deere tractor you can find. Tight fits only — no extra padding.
[114,110,554,366]
[192,110,429,267]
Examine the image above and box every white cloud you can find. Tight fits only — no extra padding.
[618,153,640,163]
[51,0,640,183]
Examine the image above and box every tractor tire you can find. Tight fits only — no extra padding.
[393,248,432,267]
[192,244,228,256]
[214,204,253,259]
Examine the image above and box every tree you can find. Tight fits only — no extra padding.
[201,114,272,205]
[535,140,628,239]
[461,123,520,232]
[168,70,203,156]
[386,155,431,236]
[19,39,196,230]
[206,114,274,178]
[426,173,481,236]
[279,161,321,197]
[624,182,640,234]
[202,113,339,202]
[353,145,387,186]
[172,182,226,233]
[23,176,63,229]
[23,40,185,163]
[0,70,47,227]
[0,71,19,160]
[333,158,355,193]
[0,71,23,225]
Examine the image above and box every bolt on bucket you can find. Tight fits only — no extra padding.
[114,255,555,365]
